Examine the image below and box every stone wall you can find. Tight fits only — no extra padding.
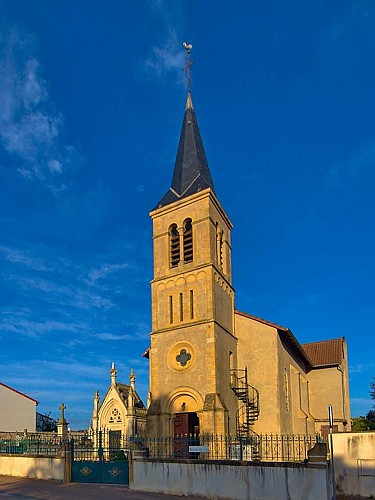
[333,431,375,498]
[0,455,64,481]
[131,459,329,500]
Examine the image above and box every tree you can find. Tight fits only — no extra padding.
[366,377,375,423]
[351,378,375,431]
[351,416,375,432]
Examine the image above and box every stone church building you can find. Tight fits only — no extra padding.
[144,91,351,440]
[91,91,350,442]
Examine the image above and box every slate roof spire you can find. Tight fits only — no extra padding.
[157,91,215,208]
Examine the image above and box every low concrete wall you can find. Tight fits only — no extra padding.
[131,459,329,500]
[0,455,64,481]
[333,432,375,498]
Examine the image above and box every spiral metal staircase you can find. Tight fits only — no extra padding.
[230,368,260,459]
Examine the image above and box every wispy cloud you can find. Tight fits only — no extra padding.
[0,245,48,271]
[0,318,85,338]
[324,141,375,188]
[0,26,74,186]
[144,1,185,82]
[320,2,375,61]
[14,274,114,310]
[88,263,131,285]
[95,333,133,341]
[349,362,375,374]
[145,31,185,79]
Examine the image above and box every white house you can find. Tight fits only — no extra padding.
[0,382,38,432]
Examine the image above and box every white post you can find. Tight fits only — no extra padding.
[328,404,336,500]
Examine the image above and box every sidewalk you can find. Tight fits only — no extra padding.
[0,476,201,499]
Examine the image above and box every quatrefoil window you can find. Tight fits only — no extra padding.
[176,349,192,367]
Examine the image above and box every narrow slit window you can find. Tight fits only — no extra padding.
[215,222,219,264]
[179,293,183,322]
[170,224,180,267]
[190,290,194,319]
[183,218,193,263]
[169,295,173,324]
[219,231,224,268]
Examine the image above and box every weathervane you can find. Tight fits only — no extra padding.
[182,41,194,91]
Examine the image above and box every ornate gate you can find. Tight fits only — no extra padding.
[71,430,129,484]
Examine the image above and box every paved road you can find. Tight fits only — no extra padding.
[0,476,202,499]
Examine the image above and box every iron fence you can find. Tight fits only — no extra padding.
[0,435,66,455]
[0,431,316,462]
[135,433,316,462]
[0,431,85,456]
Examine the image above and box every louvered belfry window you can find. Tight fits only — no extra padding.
[170,224,180,267]
[183,218,193,263]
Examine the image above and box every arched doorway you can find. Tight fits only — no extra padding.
[173,411,199,435]
[173,412,200,458]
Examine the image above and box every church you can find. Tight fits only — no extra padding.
[91,88,350,443]
[144,90,351,440]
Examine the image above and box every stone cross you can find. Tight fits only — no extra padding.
[59,403,66,421]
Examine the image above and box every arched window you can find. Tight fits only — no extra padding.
[169,224,180,267]
[183,218,193,263]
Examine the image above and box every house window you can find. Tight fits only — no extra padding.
[190,290,194,319]
[170,224,180,267]
[183,218,193,263]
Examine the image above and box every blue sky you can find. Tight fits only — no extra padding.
[0,0,374,428]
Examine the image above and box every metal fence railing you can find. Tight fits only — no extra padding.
[0,431,84,456]
[0,431,316,463]
[133,434,316,462]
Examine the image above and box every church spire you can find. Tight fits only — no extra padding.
[157,91,215,208]
[157,44,215,208]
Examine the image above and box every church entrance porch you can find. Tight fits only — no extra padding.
[173,412,200,459]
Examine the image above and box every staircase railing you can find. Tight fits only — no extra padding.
[230,368,260,434]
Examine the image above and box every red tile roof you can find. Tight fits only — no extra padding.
[0,382,39,404]
[302,338,345,366]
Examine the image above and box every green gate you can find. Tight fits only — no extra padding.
[71,431,129,484]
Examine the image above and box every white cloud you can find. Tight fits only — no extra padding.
[48,159,63,173]
[349,362,375,374]
[88,263,131,285]
[95,333,133,341]
[144,26,185,81]
[11,274,114,311]
[0,245,48,271]
[324,141,375,188]
[0,319,84,338]
[0,26,74,185]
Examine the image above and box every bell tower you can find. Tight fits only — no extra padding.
[147,91,238,437]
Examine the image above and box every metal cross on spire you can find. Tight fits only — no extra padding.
[182,41,194,91]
